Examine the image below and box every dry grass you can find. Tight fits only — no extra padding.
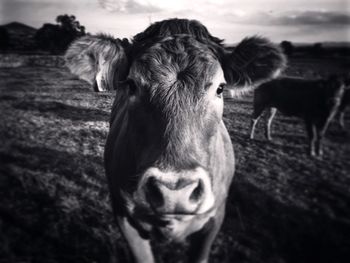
[0,57,349,263]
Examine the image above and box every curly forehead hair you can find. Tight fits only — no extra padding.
[129,35,221,160]
[131,35,219,106]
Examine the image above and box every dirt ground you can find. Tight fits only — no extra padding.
[0,57,349,263]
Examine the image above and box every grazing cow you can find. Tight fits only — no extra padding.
[65,18,286,263]
[250,76,345,156]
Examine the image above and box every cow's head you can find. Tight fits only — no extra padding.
[65,19,286,237]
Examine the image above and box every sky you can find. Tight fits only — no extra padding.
[0,0,349,44]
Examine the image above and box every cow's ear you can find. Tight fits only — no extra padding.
[65,34,129,92]
[222,36,286,90]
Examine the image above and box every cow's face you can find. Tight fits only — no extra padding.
[118,37,226,221]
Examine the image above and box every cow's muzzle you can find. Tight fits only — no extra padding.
[138,167,215,215]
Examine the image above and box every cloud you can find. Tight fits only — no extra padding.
[275,11,350,26]
[223,10,350,27]
[97,0,231,15]
[98,0,161,13]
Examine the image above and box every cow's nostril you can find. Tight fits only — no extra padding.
[189,180,203,203]
[146,178,164,208]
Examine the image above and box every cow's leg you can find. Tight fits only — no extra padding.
[117,216,154,263]
[265,107,277,141]
[316,129,324,157]
[305,120,317,156]
[187,205,225,263]
[316,107,339,156]
[250,106,265,139]
[250,118,259,139]
[315,125,326,157]
[317,121,331,157]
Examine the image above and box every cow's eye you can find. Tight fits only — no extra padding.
[216,83,226,96]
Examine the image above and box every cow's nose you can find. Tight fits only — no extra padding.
[146,177,203,213]
[141,168,214,215]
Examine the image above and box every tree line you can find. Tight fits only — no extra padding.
[35,15,86,53]
[0,14,86,54]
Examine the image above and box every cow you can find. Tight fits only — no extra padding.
[250,76,345,157]
[65,18,286,263]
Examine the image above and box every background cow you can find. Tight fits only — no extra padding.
[65,18,286,263]
[250,76,345,156]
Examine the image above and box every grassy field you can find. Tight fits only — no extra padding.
[0,57,349,263]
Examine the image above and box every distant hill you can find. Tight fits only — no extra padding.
[2,22,37,33]
[0,22,38,51]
